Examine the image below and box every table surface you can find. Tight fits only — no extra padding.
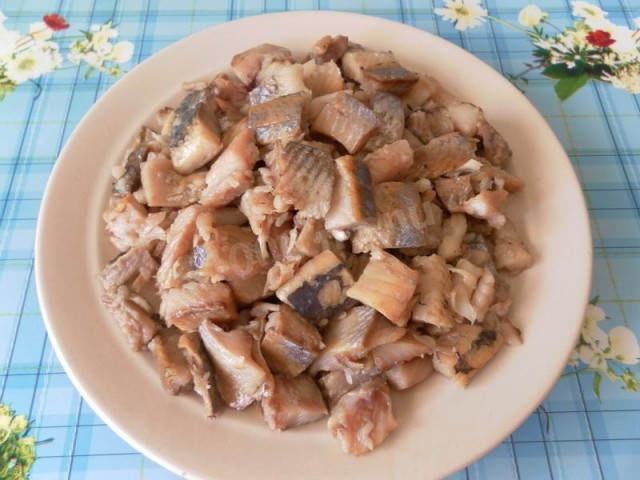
[1,0,639,479]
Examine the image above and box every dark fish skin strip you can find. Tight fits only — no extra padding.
[286,264,355,321]
[170,89,208,148]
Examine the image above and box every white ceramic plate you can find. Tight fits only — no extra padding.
[36,11,592,480]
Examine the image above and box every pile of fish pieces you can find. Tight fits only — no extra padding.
[100,35,533,456]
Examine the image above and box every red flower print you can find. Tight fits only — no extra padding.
[586,30,615,48]
[43,13,70,31]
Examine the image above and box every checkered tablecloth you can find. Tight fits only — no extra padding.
[1,0,639,479]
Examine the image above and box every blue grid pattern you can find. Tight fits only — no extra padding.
[1,0,639,478]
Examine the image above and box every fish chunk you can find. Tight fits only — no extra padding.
[231,43,293,86]
[199,225,269,282]
[325,156,376,231]
[447,102,483,137]
[478,122,511,166]
[100,246,158,293]
[311,306,406,374]
[402,75,441,109]
[410,133,478,179]
[317,369,382,407]
[361,66,419,95]
[351,182,426,253]
[411,255,455,329]
[435,175,474,212]
[312,92,380,154]
[212,72,248,114]
[302,60,344,97]
[141,154,207,207]
[492,219,533,273]
[276,250,355,322]
[248,92,309,145]
[251,61,310,104]
[438,213,467,262]
[311,35,349,64]
[346,250,419,326]
[327,378,397,456]
[229,273,270,306]
[385,356,434,390]
[294,219,329,258]
[371,331,435,371]
[178,332,217,418]
[101,288,160,351]
[432,324,504,387]
[262,374,328,431]
[461,189,508,228]
[406,107,454,144]
[272,141,335,219]
[261,305,325,376]
[160,281,237,331]
[169,87,223,175]
[200,128,259,208]
[199,320,272,409]
[149,327,193,395]
[103,194,166,252]
[364,92,405,151]
[157,205,202,289]
[342,50,416,94]
[240,186,278,257]
[363,139,414,184]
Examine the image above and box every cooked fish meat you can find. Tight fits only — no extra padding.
[200,128,259,208]
[160,281,237,331]
[199,320,272,409]
[276,250,355,322]
[327,377,397,455]
[101,287,160,351]
[364,92,405,151]
[149,327,193,395]
[432,324,504,387]
[198,225,268,282]
[178,332,217,418]
[248,92,309,145]
[351,182,426,253]
[363,139,414,184]
[492,219,533,273]
[141,154,207,207]
[100,246,158,293]
[103,194,166,252]
[385,356,434,390]
[325,155,376,231]
[169,87,223,174]
[100,35,533,456]
[262,374,328,431]
[411,254,456,329]
[311,92,380,154]
[231,43,294,86]
[261,305,325,377]
[347,249,419,326]
[410,133,478,179]
[311,306,406,374]
[302,60,345,97]
[271,141,334,219]
[311,35,349,64]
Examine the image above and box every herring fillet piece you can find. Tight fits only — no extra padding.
[327,377,397,455]
[101,290,159,351]
[411,254,456,329]
[385,356,434,390]
[99,246,158,292]
[409,133,478,179]
[346,250,419,326]
[311,92,380,154]
[261,374,328,431]
[261,305,325,376]
[272,141,335,219]
[149,327,194,395]
[169,87,223,175]
[178,332,217,418]
[231,43,293,86]
[276,250,355,322]
[248,92,309,145]
[363,91,405,151]
[200,127,259,208]
[199,320,271,409]
[141,155,207,207]
[363,139,414,184]
[325,155,376,231]
[160,281,237,331]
